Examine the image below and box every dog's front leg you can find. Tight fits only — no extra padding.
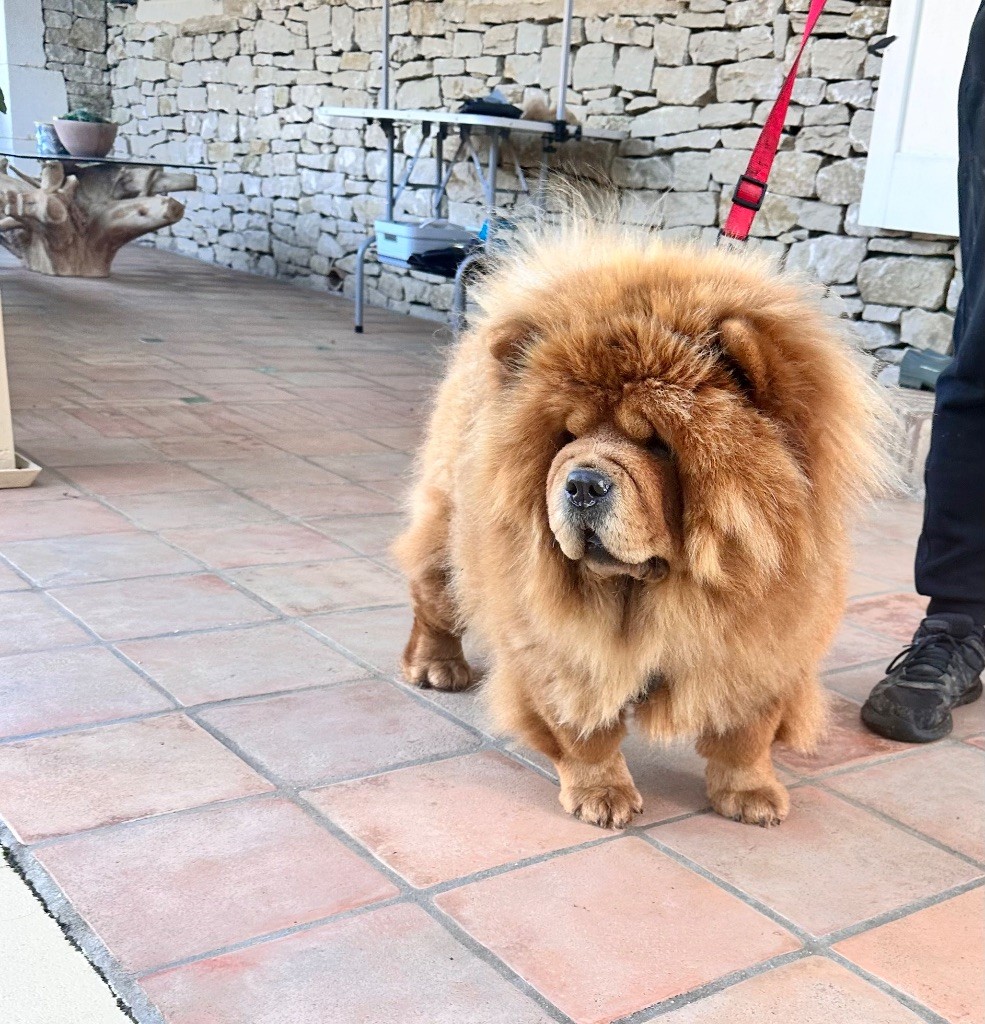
[697,705,789,827]
[499,684,638,827]
[553,720,643,830]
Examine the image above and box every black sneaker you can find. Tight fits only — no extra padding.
[861,614,985,743]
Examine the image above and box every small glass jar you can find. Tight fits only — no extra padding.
[35,122,69,157]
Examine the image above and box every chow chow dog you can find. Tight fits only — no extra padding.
[394,224,889,829]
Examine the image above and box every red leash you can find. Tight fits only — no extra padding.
[720,0,829,242]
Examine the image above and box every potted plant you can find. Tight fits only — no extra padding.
[52,109,118,159]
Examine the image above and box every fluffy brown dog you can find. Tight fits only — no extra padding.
[394,224,889,829]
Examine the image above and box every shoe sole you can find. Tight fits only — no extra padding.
[861,679,983,743]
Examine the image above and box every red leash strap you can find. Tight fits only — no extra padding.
[720,0,829,242]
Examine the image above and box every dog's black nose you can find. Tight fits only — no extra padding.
[565,468,611,509]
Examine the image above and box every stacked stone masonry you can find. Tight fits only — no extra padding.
[92,0,959,365]
[42,0,112,117]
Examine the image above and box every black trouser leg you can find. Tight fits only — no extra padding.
[914,0,985,627]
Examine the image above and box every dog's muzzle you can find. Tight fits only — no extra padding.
[556,464,667,581]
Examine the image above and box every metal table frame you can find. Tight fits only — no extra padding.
[318,107,624,332]
[329,0,625,334]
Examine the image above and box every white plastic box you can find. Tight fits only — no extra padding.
[374,218,477,263]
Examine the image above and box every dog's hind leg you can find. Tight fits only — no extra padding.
[393,488,473,692]
[492,667,642,829]
[698,703,789,827]
[775,673,828,753]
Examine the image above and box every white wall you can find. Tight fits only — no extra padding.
[0,0,66,144]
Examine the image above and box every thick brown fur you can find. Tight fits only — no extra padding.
[393,222,892,829]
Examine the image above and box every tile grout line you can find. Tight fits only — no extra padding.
[0,560,409,643]
[820,948,955,1024]
[638,829,816,946]
[628,835,983,1023]
[0,844,141,1024]
[0,324,471,1019]
[643,819,984,948]
[2,527,924,773]
[14,584,849,1024]
[821,657,893,680]
[5,467,421,671]
[3,459,409,537]
[610,947,815,1023]
[2,524,569,808]
[9,551,968,837]
[814,781,985,872]
[182,706,642,910]
[792,739,965,781]
[23,791,286,850]
[416,832,627,899]
[4,474,944,783]
[610,940,953,1024]
[4,603,978,882]
[130,895,411,980]
[415,899,576,1024]
[821,876,985,946]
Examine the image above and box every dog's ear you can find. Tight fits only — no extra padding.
[717,314,827,475]
[486,315,536,378]
[713,317,770,404]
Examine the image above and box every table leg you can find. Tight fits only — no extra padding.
[451,249,484,336]
[434,126,447,218]
[383,123,396,222]
[353,234,376,334]
[536,137,551,213]
[485,131,500,237]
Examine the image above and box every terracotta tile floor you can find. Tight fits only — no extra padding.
[0,248,981,1024]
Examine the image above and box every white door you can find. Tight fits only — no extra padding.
[859,0,979,236]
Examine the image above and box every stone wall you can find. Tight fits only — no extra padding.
[99,0,959,369]
[42,0,112,117]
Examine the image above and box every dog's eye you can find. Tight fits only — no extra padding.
[647,434,672,458]
[559,430,576,448]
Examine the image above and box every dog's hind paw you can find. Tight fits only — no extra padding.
[710,782,789,828]
[561,782,643,830]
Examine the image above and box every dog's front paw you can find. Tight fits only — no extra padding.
[405,654,473,691]
[710,782,789,827]
[401,619,474,691]
[560,782,643,829]
[402,646,473,691]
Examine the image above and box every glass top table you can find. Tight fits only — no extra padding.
[0,147,213,171]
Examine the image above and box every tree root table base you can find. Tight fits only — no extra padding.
[0,158,197,278]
